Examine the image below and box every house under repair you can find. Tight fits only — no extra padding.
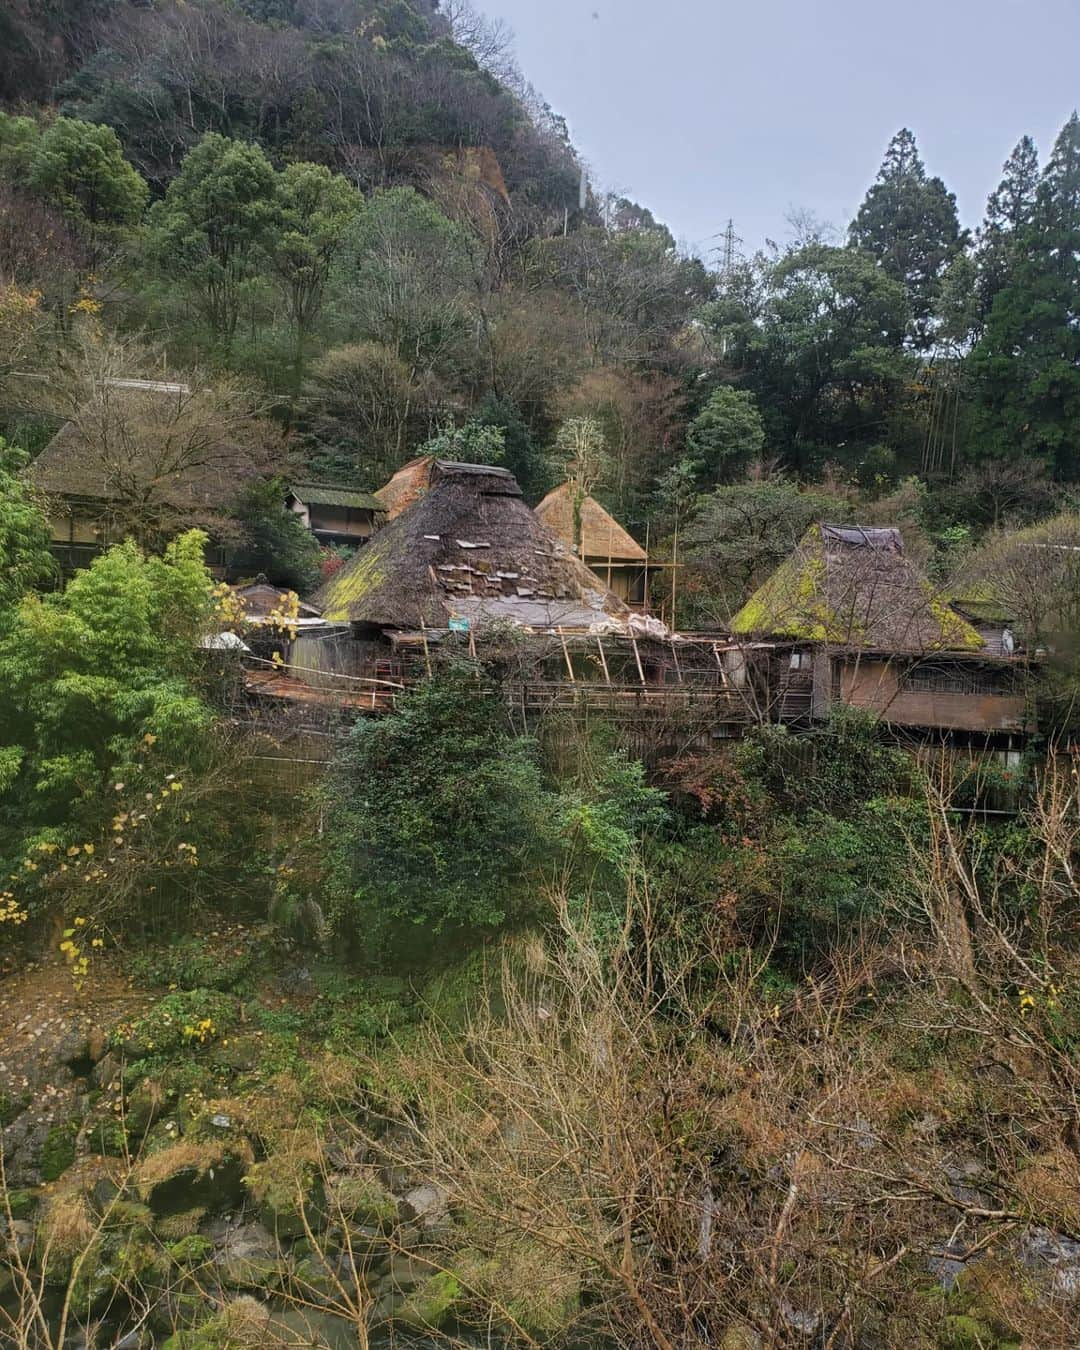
[535,482,649,606]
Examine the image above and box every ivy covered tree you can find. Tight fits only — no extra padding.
[849,128,965,347]
[324,669,561,957]
[968,113,1080,478]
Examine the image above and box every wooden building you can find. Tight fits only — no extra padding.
[25,378,251,575]
[535,483,649,606]
[729,524,1032,744]
[285,482,385,548]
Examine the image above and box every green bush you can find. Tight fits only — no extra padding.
[324,669,562,957]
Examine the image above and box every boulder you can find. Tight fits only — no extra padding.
[135,1140,250,1217]
[214,1222,291,1291]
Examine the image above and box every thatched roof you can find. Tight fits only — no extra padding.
[730,524,983,653]
[374,455,436,519]
[315,461,630,632]
[535,483,647,563]
[25,383,257,512]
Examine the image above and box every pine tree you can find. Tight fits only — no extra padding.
[849,128,966,348]
[975,136,1040,323]
[968,114,1080,479]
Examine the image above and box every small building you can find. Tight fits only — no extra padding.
[285,482,385,547]
[535,483,649,606]
[729,524,1032,742]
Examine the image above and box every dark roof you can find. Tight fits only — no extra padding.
[731,523,983,653]
[314,461,629,632]
[233,579,322,619]
[288,482,384,512]
[535,483,647,563]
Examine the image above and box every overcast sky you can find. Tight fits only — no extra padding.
[475,0,1079,260]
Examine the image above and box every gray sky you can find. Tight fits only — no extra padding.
[476,0,1080,259]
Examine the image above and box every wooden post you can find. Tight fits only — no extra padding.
[631,636,646,686]
[558,627,576,681]
[670,523,679,631]
[420,623,432,678]
[671,641,683,683]
[595,637,611,684]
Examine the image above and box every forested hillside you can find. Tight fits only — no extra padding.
[0,4,1079,1348]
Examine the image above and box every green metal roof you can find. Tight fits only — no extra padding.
[290,482,384,512]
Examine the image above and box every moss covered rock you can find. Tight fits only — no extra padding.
[135,1138,251,1216]
[245,1150,326,1240]
[397,1270,462,1329]
[39,1122,78,1182]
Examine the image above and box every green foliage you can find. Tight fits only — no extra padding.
[420,419,506,465]
[27,116,147,231]
[231,480,322,593]
[0,439,55,608]
[969,114,1080,479]
[686,387,766,485]
[127,929,264,996]
[324,667,561,955]
[684,480,851,622]
[332,187,480,376]
[0,112,41,179]
[848,127,965,347]
[113,990,237,1058]
[146,133,279,344]
[0,532,229,905]
[712,244,912,473]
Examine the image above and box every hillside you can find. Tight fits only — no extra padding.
[0,5,1079,1348]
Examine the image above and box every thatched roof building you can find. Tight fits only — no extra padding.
[731,524,982,653]
[315,461,630,633]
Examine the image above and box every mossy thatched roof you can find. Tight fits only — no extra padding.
[315,461,629,632]
[730,524,983,653]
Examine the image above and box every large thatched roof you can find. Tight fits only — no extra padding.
[730,524,983,653]
[315,461,630,632]
[535,483,647,562]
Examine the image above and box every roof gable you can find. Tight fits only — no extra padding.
[289,482,384,512]
[535,483,647,563]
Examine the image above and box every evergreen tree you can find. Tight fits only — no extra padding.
[968,114,1080,479]
[975,135,1040,323]
[849,128,965,347]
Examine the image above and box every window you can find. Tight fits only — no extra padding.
[902,664,1018,697]
[789,651,810,671]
